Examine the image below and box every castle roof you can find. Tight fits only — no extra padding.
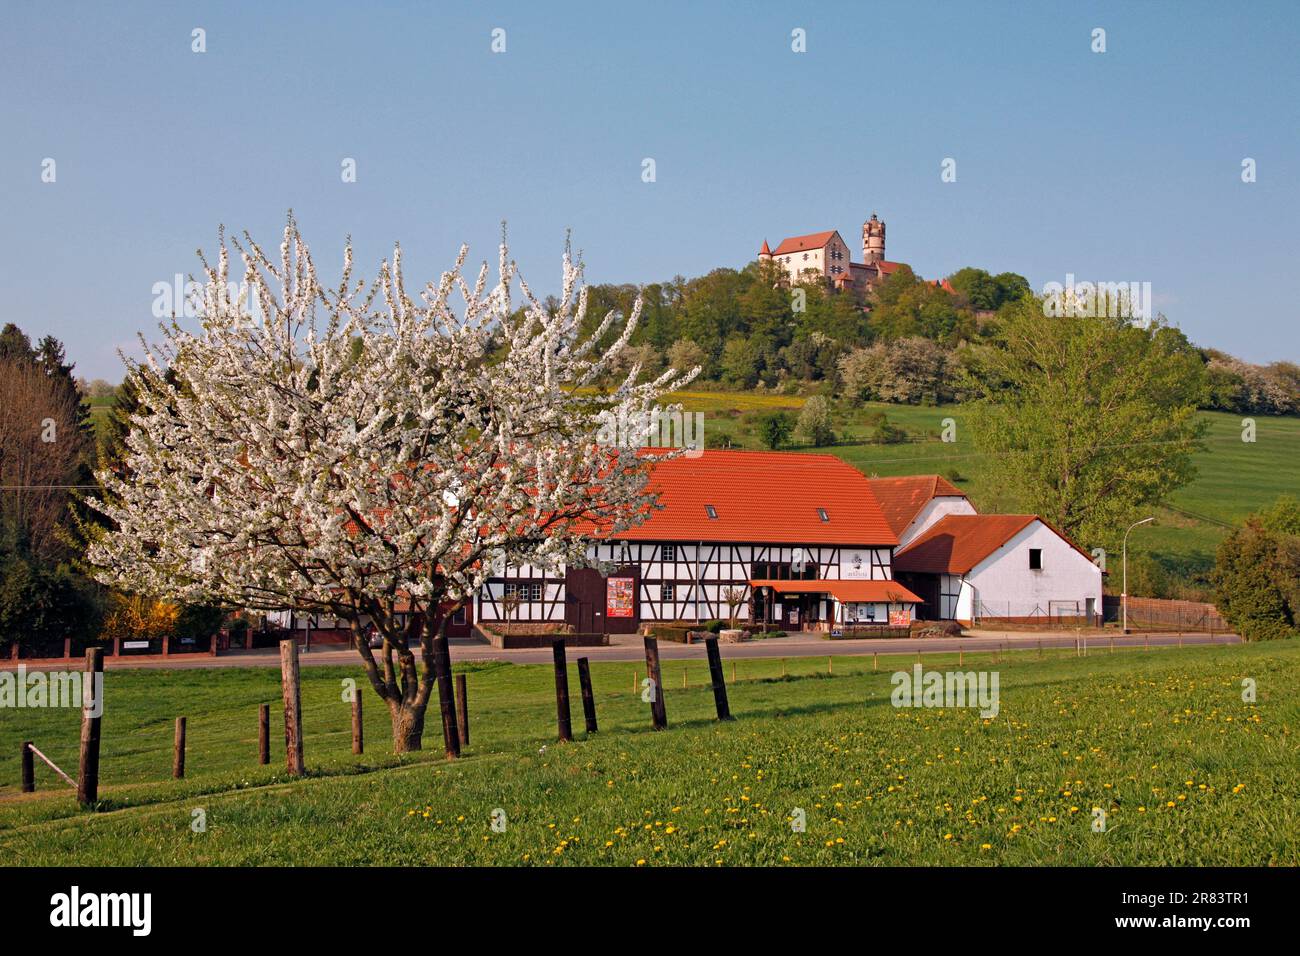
[759,239,772,256]
[770,231,839,256]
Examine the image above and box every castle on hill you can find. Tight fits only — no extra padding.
[758,213,954,298]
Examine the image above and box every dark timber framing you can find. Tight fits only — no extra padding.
[477,540,897,628]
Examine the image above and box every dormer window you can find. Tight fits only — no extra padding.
[705,504,718,520]
[817,508,829,522]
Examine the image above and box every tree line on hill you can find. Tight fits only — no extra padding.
[0,323,222,652]
[559,258,1298,416]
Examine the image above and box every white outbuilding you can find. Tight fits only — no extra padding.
[892,513,1104,626]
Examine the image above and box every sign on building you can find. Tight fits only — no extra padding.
[606,577,634,618]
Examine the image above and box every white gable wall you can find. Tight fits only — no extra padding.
[898,496,977,548]
[963,520,1102,621]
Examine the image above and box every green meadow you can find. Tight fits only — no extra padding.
[672,391,1300,575]
[2,640,1295,865]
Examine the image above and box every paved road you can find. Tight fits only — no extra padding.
[3,629,1239,671]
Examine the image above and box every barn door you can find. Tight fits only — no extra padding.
[565,568,604,634]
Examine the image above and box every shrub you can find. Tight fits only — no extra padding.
[1212,506,1300,641]
[796,395,836,446]
[874,417,907,444]
[757,411,794,450]
[648,624,692,643]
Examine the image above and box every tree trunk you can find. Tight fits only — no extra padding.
[390,702,426,753]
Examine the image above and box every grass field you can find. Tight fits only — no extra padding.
[3,640,1296,865]
[670,390,1300,576]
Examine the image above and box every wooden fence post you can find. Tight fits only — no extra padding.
[258,703,270,765]
[643,636,667,730]
[577,657,598,734]
[455,674,469,748]
[173,717,186,779]
[21,741,34,793]
[704,636,732,722]
[77,647,104,805]
[553,639,573,743]
[352,691,363,755]
[432,631,460,760]
[279,639,305,776]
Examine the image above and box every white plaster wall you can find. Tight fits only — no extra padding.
[964,521,1102,620]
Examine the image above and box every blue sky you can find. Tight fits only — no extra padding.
[1,0,1296,379]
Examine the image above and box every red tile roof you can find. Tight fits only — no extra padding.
[892,514,1038,574]
[759,239,772,256]
[875,261,905,274]
[618,450,898,546]
[749,578,922,603]
[770,231,838,256]
[867,475,968,537]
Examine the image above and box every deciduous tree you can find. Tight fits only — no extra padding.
[86,216,698,751]
[965,298,1206,548]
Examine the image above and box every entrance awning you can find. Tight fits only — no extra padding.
[748,579,922,603]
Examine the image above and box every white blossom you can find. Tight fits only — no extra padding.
[86,214,698,747]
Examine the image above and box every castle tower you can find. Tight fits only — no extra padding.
[759,239,772,261]
[862,213,885,264]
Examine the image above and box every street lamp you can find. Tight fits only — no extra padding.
[1122,517,1155,634]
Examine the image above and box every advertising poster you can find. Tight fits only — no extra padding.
[606,577,634,618]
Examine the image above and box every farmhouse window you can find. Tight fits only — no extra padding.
[660,544,677,562]
[751,559,818,581]
[504,582,543,601]
[661,583,675,601]
[1029,548,1042,570]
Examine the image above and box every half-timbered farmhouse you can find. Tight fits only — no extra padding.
[477,450,923,633]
